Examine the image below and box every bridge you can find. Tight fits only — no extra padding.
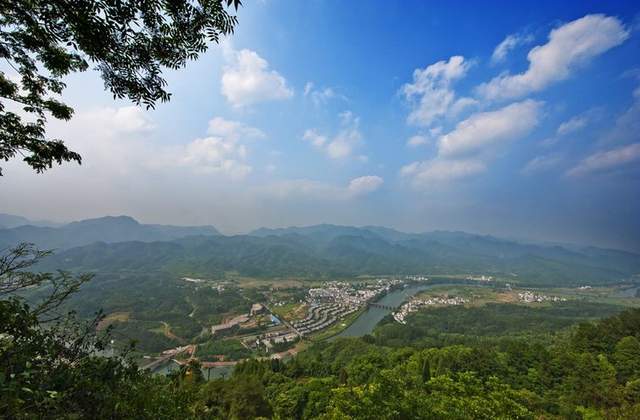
[368,302,398,310]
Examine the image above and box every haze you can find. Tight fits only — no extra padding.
[1,0,639,252]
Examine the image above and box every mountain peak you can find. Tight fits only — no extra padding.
[67,215,140,227]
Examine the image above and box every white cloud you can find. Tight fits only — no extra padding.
[478,14,629,100]
[438,99,542,157]
[491,33,533,64]
[81,106,156,134]
[302,111,364,160]
[101,115,263,180]
[567,143,640,177]
[401,158,486,186]
[401,100,542,188]
[541,109,599,147]
[221,48,293,107]
[348,175,383,195]
[304,82,314,96]
[521,154,563,175]
[262,175,383,199]
[43,106,156,176]
[167,116,265,178]
[402,56,473,126]
[207,117,266,140]
[407,135,429,148]
[302,129,327,148]
[3,107,261,181]
[303,81,345,106]
[557,115,588,136]
[177,137,252,179]
[599,85,640,146]
[450,97,479,116]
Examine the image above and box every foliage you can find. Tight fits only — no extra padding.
[1,243,91,317]
[30,228,640,285]
[373,301,625,348]
[195,339,251,361]
[0,246,192,418]
[0,0,240,175]
[3,243,640,418]
[26,271,252,350]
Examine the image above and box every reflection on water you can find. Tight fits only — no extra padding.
[338,283,440,338]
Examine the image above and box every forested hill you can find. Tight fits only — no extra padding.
[37,224,640,286]
[0,215,220,250]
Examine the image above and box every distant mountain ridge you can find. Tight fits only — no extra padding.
[0,213,61,229]
[0,215,220,250]
[35,223,640,286]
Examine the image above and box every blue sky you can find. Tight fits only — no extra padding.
[1,0,640,251]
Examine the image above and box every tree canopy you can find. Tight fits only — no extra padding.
[0,0,241,175]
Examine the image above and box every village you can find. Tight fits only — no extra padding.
[143,277,412,370]
[393,295,468,324]
[517,290,567,303]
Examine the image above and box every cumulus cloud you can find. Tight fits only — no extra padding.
[221,48,293,107]
[177,136,252,179]
[521,154,563,175]
[402,56,474,127]
[302,129,327,148]
[491,33,534,64]
[567,143,640,177]
[80,106,156,134]
[348,175,383,195]
[557,115,588,136]
[401,158,486,185]
[262,175,383,199]
[302,111,364,160]
[478,14,629,100]
[303,81,346,106]
[406,135,429,148]
[207,117,266,140]
[438,99,543,157]
[163,116,266,179]
[62,109,263,180]
[401,100,542,187]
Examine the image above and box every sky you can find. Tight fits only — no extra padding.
[1,0,640,251]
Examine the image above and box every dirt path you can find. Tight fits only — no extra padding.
[161,321,184,343]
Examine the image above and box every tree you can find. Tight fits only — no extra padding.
[0,243,91,317]
[0,243,195,418]
[614,336,640,383]
[0,0,241,175]
[421,357,431,383]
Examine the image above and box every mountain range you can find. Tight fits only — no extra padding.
[0,213,61,229]
[0,215,220,250]
[6,215,636,286]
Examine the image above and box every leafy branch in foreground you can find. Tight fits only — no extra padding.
[0,0,241,175]
[0,243,191,417]
[0,243,91,317]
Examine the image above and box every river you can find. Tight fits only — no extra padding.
[152,281,480,376]
[337,282,452,338]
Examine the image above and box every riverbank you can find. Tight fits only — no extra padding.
[311,307,366,341]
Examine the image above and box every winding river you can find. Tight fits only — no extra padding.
[337,282,454,337]
[152,281,485,377]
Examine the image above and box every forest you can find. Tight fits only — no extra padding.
[3,291,640,418]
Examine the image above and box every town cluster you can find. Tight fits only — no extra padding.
[393,295,468,324]
[292,279,404,335]
[518,290,567,303]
